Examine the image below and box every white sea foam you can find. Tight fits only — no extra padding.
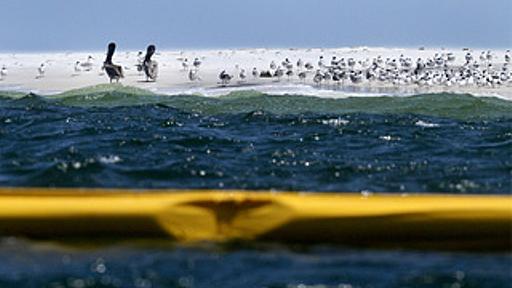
[415,120,440,128]
[98,155,122,164]
[321,118,350,127]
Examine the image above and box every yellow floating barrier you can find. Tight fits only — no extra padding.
[0,187,510,250]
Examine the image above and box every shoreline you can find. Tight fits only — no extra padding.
[0,47,511,100]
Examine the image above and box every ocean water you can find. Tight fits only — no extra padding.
[0,84,511,287]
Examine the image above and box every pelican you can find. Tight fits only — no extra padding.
[142,44,158,81]
[219,70,233,86]
[103,42,124,83]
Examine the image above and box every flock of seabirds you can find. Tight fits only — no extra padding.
[0,42,511,90]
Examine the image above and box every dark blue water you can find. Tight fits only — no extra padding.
[0,85,511,287]
[0,87,511,193]
[0,239,510,288]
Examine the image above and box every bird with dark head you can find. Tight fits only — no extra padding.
[103,42,124,83]
[143,44,158,81]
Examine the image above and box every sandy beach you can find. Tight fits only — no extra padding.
[0,47,511,99]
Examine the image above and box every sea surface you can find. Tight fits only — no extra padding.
[0,84,511,287]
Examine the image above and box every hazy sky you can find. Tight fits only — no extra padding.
[1,0,511,51]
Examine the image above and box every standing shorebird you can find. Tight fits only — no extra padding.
[0,66,7,80]
[188,69,201,81]
[103,42,124,83]
[193,58,202,69]
[73,61,82,75]
[270,60,277,70]
[181,58,189,71]
[36,63,46,79]
[298,71,307,82]
[313,70,323,85]
[318,56,325,68]
[142,44,158,82]
[80,55,94,71]
[274,66,284,81]
[136,51,144,73]
[219,70,233,86]
[296,58,304,70]
[239,68,247,82]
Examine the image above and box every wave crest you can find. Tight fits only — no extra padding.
[1,84,511,119]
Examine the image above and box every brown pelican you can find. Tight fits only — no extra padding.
[103,42,124,83]
[143,44,158,81]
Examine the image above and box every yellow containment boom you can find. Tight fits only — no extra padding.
[0,187,510,250]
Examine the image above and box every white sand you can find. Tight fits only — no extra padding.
[0,47,511,100]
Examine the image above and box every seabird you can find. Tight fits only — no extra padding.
[188,69,201,81]
[465,52,473,63]
[142,44,158,81]
[298,71,307,82]
[136,51,144,72]
[219,70,233,85]
[331,56,338,66]
[318,56,325,68]
[103,42,124,83]
[259,70,272,78]
[270,61,277,70]
[296,58,304,69]
[193,58,202,69]
[0,66,7,80]
[80,55,94,71]
[252,67,258,78]
[73,61,82,75]
[239,68,247,81]
[313,70,323,85]
[182,58,189,71]
[285,69,294,80]
[273,66,284,80]
[36,63,46,79]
